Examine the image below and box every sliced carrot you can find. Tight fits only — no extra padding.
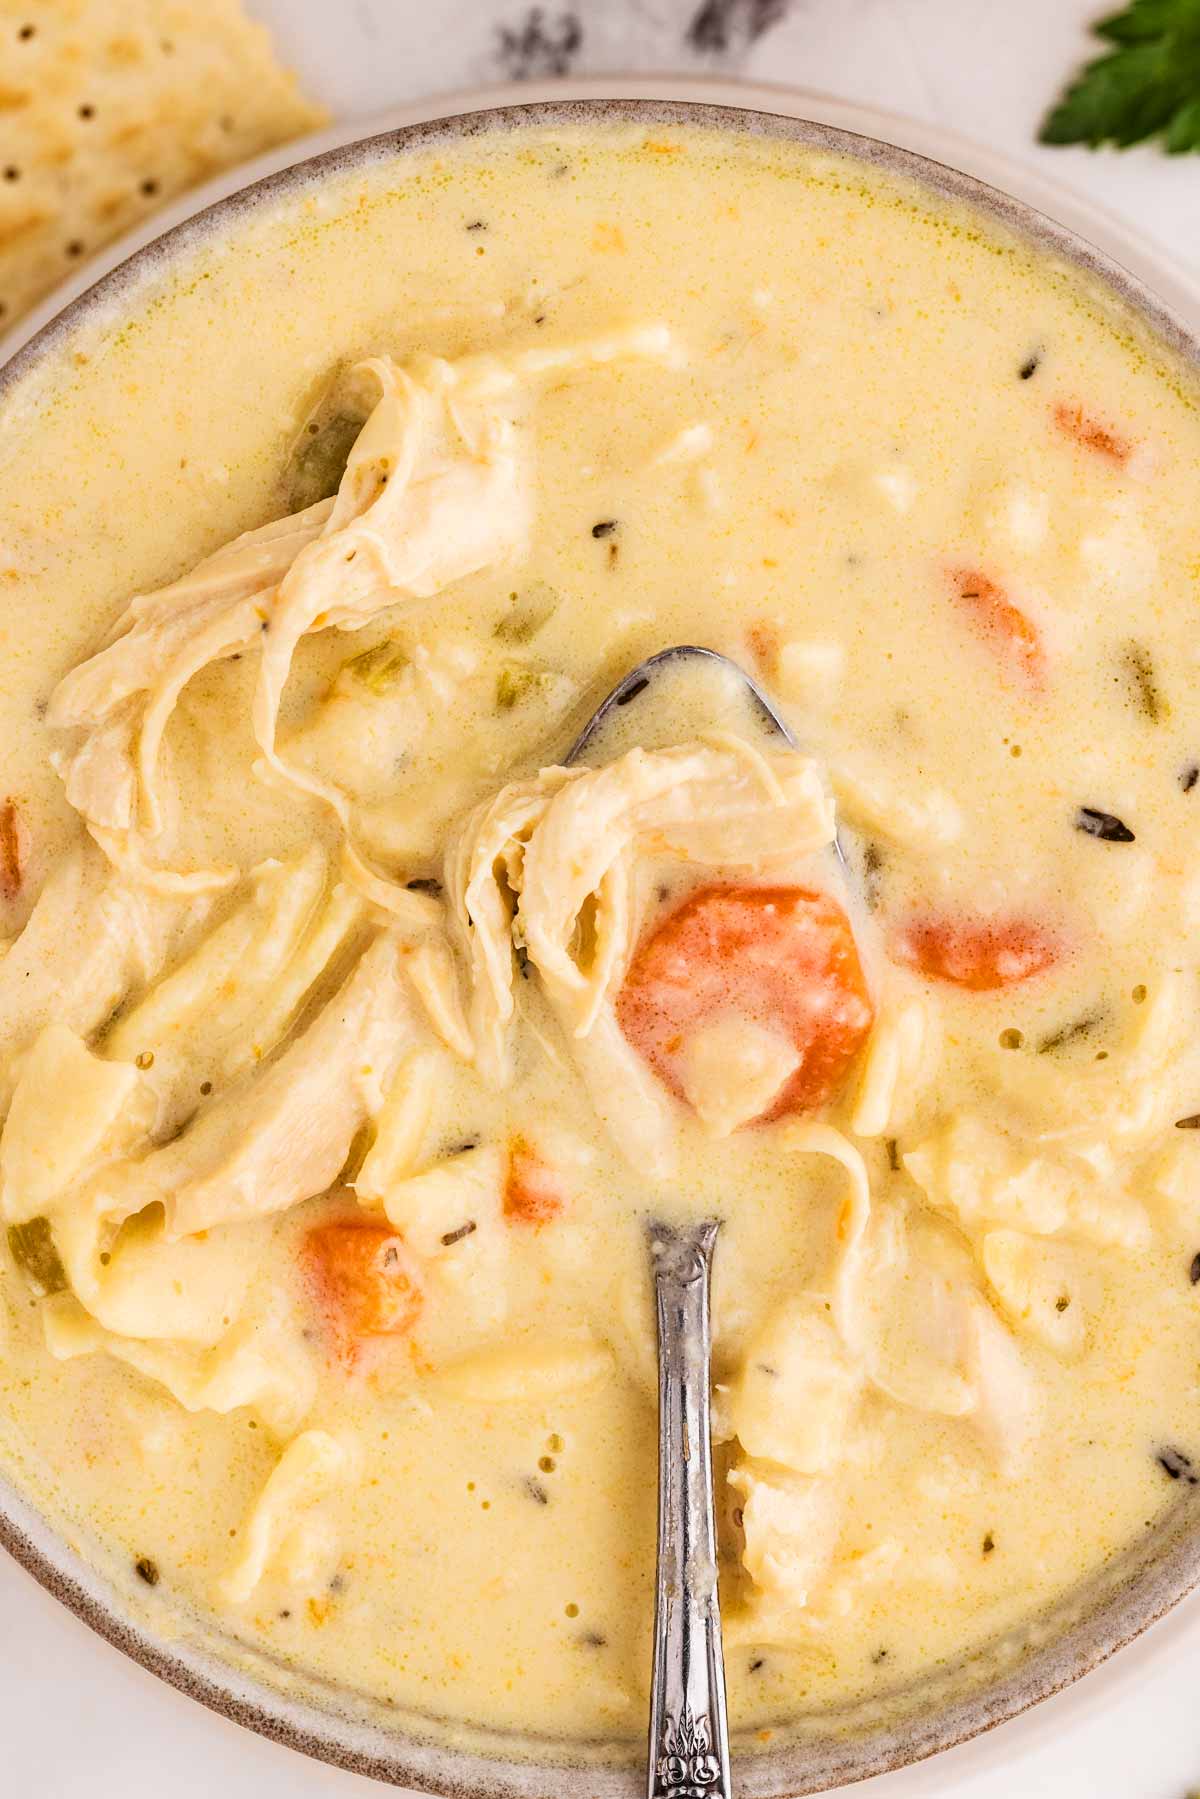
[616,884,873,1123]
[892,916,1061,991]
[504,1136,565,1225]
[948,568,1044,686]
[304,1222,423,1352]
[0,799,27,901]
[1052,402,1130,465]
[746,620,780,675]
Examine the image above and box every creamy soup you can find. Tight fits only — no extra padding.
[2,120,1200,1753]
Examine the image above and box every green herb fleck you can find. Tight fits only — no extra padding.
[1040,0,1200,154]
[1037,1009,1106,1054]
[342,640,407,695]
[1121,640,1168,721]
[135,1556,160,1587]
[7,1217,67,1297]
[494,582,561,644]
[862,841,884,911]
[286,411,363,509]
[496,665,539,711]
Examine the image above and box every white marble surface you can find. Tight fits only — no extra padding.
[5,2,1200,1795]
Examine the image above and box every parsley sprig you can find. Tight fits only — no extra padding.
[1041,0,1200,153]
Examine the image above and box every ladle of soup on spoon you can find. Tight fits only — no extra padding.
[565,647,873,1799]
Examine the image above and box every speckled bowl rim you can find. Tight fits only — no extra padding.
[3,93,1200,1798]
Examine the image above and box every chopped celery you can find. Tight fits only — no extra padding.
[286,411,364,511]
[342,640,408,695]
[7,1216,67,1297]
[494,582,561,645]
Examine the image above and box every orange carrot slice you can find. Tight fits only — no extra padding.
[948,567,1045,686]
[304,1222,423,1352]
[504,1137,565,1225]
[892,915,1061,990]
[617,884,873,1124]
[1052,402,1130,465]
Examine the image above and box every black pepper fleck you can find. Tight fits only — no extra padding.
[1075,806,1135,843]
[1157,1446,1199,1484]
[441,1221,478,1247]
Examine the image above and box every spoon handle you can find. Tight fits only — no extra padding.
[647,1218,732,1799]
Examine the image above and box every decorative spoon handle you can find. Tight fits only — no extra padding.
[647,1218,732,1799]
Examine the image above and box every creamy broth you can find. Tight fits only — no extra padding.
[2,121,1200,1750]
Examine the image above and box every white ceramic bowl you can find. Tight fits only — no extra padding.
[3,89,1200,1799]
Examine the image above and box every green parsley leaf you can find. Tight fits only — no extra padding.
[1040,0,1200,153]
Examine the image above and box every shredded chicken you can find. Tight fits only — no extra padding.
[219,1429,360,1604]
[47,328,680,892]
[444,741,834,1170]
[0,844,205,1114]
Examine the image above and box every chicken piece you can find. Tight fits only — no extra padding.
[354,1049,442,1207]
[250,351,534,826]
[982,1228,1087,1357]
[519,740,835,1030]
[47,330,678,888]
[850,982,936,1137]
[0,1024,148,1223]
[43,1288,314,1438]
[219,1429,360,1604]
[444,740,835,1173]
[903,1113,1149,1249]
[0,845,204,1114]
[730,1461,840,1613]
[433,1335,614,1402]
[104,848,366,1131]
[722,1300,860,1474]
[443,773,569,1085]
[95,932,426,1239]
[966,1292,1041,1473]
[48,501,333,883]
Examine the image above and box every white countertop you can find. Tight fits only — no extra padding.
[5,2,1200,1794]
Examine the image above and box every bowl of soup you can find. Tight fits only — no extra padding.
[2,96,1200,1797]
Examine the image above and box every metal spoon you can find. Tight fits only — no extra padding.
[566,644,807,1799]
